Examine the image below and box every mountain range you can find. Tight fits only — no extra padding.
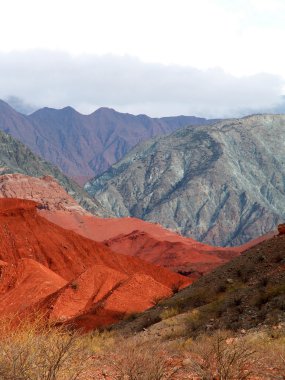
[0,100,216,184]
[85,114,285,246]
[2,96,285,246]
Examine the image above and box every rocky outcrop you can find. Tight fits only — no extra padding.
[0,99,216,182]
[85,114,285,246]
[0,128,111,216]
[0,173,88,214]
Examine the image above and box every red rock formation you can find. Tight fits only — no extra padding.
[0,173,87,214]
[40,210,239,278]
[0,198,190,328]
[41,265,173,330]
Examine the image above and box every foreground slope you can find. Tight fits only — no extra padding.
[0,198,190,328]
[113,233,285,337]
[86,114,285,246]
[0,129,109,216]
[0,99,216,181]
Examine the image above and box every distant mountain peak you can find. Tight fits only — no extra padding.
[32,105,79,116]
[0,99,216,180]
[93,106,117,115]
[60,105,78,113]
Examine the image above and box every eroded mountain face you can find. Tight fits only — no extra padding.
[86,114,285,246]
[0,130,110,217]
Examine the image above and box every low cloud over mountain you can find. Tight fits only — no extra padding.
[0,50,284,117]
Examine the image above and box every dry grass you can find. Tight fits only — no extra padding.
[0,316,92,380]
[184,331,258,379]
[246,329,285,378]
[98,337,181,380]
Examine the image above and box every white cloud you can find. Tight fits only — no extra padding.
[0,0,285,78]
[0,51,283,118]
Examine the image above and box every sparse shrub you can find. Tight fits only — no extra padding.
[232,295,242,307]
[240,268,254,283]
[274,253,284,263]
[188,288,214,307]
[70,281,79,290]
[160,306,180,320]
[253,292,270,309]
[226,320,241,331]
[123,312,139,322]
[266,283,285,299]
[171,280,184,295]
[187,309,207,332]
[256,254,265,263]
[87,329,115,353]
[236,268,242,278]
[217,283,227,293]
[202,297,228,318]
[185,331,257,379]
[275,297,285,311]
[259,277,268,287]
[253,283,285,310]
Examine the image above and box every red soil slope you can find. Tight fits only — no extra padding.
[0,199,190,328]
[41,210,239,278]
[38,265,173,330]
[0,258,67,316]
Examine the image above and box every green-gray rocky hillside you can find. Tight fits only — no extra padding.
[85,114,285,246]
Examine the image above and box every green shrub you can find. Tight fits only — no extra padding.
[160,307,180,320]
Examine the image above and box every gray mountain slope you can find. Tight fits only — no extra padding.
[0,130,110,217]
[85,114,285,246]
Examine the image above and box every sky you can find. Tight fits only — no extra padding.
[0,0,285,117]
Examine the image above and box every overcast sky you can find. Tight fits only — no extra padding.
[1,0,285,117]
